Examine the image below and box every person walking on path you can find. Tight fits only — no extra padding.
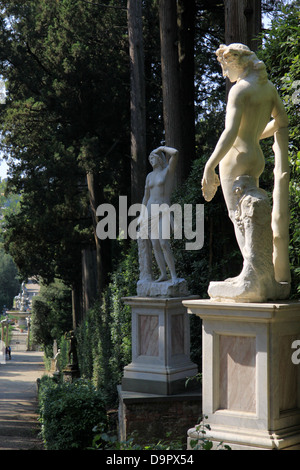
[5,345,11,360]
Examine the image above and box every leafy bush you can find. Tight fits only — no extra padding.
[38,376,108,450]
[31,280,73,359]
[189,416,231,451]
[76,241,139,407]
[91,425,184,450]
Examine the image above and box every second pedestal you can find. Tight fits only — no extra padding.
[122,296,199,395]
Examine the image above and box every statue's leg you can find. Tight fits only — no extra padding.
[138,237,153,281]
[221,177,246,254]
[220,176,246,282]
[159,239,177,281]
[151,239,168,281]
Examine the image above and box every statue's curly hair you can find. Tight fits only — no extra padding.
[216,43,268,83]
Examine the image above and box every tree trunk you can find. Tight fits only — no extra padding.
[127,0,147,205]
[159,0,183,188]
[224,0,261,49]
[177,0,196,180]
[224,0,262,95]
[81,245,98,315]
[72,285,83,329]
[86,172,111,298]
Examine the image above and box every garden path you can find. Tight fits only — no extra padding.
[0,330,47,450]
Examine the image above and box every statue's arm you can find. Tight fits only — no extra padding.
[260,89,289,140]
[201,86,243,201]
[205,86,243,172]
[138,175,150,222]
[142,176,150,204]
[154,146,178,174]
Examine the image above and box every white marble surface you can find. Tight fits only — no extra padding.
[219,335,256,413]
[121,296,198,395]
[184,298,300,450]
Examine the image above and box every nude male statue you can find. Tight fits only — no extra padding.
[202,43,290,302]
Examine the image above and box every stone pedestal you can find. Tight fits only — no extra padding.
[122,296,199,395]
[183,299,300,450]
[118,386,201,445]
[62,365,80,383]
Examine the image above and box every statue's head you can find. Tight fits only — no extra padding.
[149,150,166,169]
[216,43,267,83]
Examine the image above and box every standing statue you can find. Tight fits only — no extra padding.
[137,146,188,297]
[65,330,79,370]
[202,43,290,302]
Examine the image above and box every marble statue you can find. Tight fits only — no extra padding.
[137,146,188,297]
[202,43,290,302]
[13,282,30,311]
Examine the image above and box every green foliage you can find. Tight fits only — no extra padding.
[31,280,73,358]
[0,178,21,236]
[189,415,231,451]
[0,244,20,312]
[38,376,108,450]
[90,416,228,451]
[0,0,130,288]
[91,425,184,450]
[76,241,139,406]
[0,179,21,312]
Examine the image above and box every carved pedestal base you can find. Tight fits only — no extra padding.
[121,296,198,395]
[137,278,189,298]
[183,299,300,450]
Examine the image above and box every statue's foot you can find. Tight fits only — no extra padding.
[155,274,168,282]
[224,275,239,283]
[208,273,279,303]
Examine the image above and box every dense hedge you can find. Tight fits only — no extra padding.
[38,376,108,450]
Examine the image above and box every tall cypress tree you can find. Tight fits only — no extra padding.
[0,0,131,322]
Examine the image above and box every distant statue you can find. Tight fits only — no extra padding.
[13,281,30,311]
[53,348,61,372]
[137,146,188,297]
[138,146,179,283]
[65,330,78,370]
[202,43,290,302]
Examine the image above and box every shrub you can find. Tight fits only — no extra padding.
[31,280,73,359]
[38,376,108,450]
[76,241,139,407]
